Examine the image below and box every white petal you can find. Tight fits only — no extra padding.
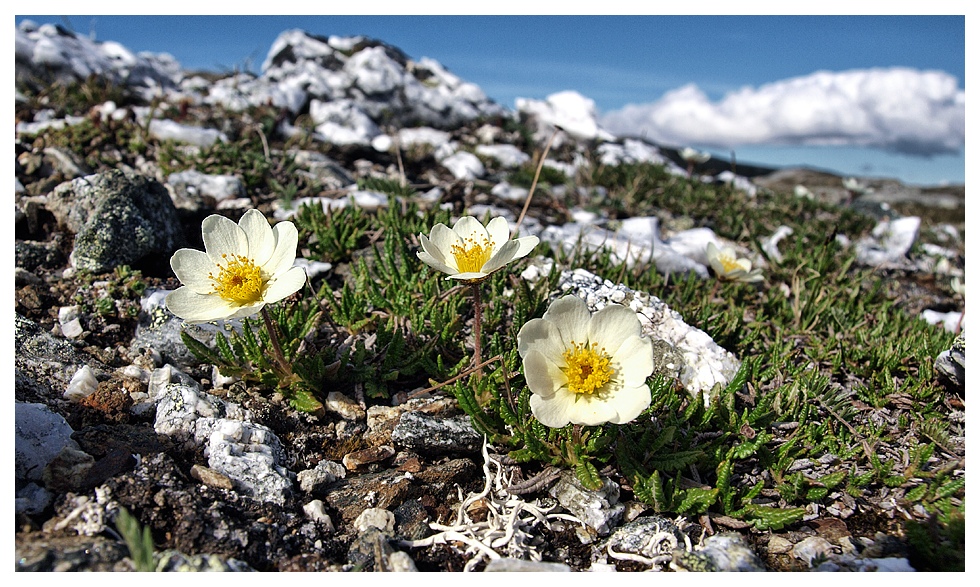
[564,390,619,426]
[419,233,449,266]
[417,250,457,275]
[447,271,489,281]
[165,287,237,323]
[543,295,590,345]
[480,240,520,274]
[452,216,489,242]
[529,392,574,428]
[222,302,266,321]
[239,209,276,267]
[202,214,247,262]
[612,335,654,387]
[511,235,539,260]
[263,221,299,277]
[427,224,461,269]
[517,318,565,364]
[706,241,720,259]
[523,349,567,399]
[608,384,652,424]
[263,266,306,304]
[588,304,642,356]
[485,216,511,251]
[170,249,216,294]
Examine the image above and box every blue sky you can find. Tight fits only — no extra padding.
[14,12,969,186]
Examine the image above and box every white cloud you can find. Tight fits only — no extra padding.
[600,68,965,157]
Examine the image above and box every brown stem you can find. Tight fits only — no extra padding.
[407,354,503,399]
[472,283,483,380]
[261,306,292,380]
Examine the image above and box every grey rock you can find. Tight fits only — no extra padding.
[15,482,55,515]
[167,169,245,211]
[297,459,347,493]
[257,31,505,129]
[14,239,66,272]
[793,535,837,568]
[15,533,131,572]
[205,418,292,506]
[484,558,572,572]
[935,335,965,393]
[347,527,397,571]
[287,149,356,190]
[549,470,624,536]
[155,550,256,572]
[392,499,431,541]
[15,402,78,483]
[672,533,766,572]
[324,391,366,421]
[45,170,184,273]
[15,313,94,402]
[130,288,213,368]
[153,383,249,449]
[354,507,396,533]
[391,411,483,456]
[604,515,690,560]
[15,21,182,97]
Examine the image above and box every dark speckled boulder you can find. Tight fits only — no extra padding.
[45,169,184,273]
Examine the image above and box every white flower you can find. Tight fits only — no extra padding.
[517,295,654,428]
[794,185,814,200]
[842,177,873,195]
[417,216,539,283]
[679,147,711,164]
[166,209,306,323]
[706,241,764,283]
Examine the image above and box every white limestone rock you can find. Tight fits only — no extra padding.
[558,268,741,405]
[64,364,99,401]
[854,216,921,267]
[476,144,530,168]
[206,418,292,506]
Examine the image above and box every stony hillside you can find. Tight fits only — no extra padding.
[14,21,965,572]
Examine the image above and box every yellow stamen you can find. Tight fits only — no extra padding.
[450,234,494,274]
[562,341,614,395]
[718,253,744,274]
[209,253,266,305]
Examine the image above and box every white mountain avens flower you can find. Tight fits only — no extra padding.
[166,209,306,323]
[417,216,539,283]
[706,241,764,283]
[679,147,711,164]
[517,295,654,428]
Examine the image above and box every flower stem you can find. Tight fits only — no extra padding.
[260,306,292,381]
[471,283,483,380]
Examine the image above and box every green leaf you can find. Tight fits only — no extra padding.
[214,331,236,364]
[903,484,929,502]
[742,504,806,531]
[179,330,220,364]
[937,478,965,500]
[115,507,156,572]
[287,388,324,414]
[575,461,603,491]
[675,487,719,515]
[817,470,848,490]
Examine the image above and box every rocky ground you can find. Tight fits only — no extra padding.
[13,22,966,572]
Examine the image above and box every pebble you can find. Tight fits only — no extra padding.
[484,558,572,572]
[302,500,336,532]
[353,507,396,533]
[549,470,624,536]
